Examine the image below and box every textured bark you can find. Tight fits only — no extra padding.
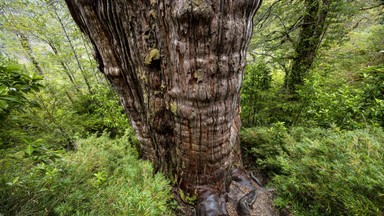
[65,1,262,215]
[285,0,330,95]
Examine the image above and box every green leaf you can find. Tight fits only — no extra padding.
[0,86,9,95]
[25,145,34,156]
[6,177,19,186]
[0,100,8,109]
[0,96,21,103]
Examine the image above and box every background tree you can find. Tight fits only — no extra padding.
[250,0,377,96]
[286,0,331,95]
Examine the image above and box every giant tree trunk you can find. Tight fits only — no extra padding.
[65,1,264,215]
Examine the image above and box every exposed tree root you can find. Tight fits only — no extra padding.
[176,169,277,216]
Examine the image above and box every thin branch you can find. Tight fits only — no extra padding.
[250,51,292,73]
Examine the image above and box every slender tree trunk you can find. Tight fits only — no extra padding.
[285,0,330,95]
[18,33,45,77]
[18,33,62,103]
[65,91,75,105]
[65,1,266,215]
[18,37,77,136]
[52,4,93,94]
[47,40,81,93]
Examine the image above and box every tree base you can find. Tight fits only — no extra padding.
[176,169,277,216]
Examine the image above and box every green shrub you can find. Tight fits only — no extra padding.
[241,60,276,127]
[70,85,130,138]
[292,65,384,130]
[241,57,384,130]
[0,130,173,216]
[360,65,384,127]
[296,72,371,129]
[240,60,307,127]
[0,64,43,121]
[240,122,290,175]
[242,126,384,215]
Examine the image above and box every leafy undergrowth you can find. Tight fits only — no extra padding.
[0,130,173,216]
[241,124,384,215]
